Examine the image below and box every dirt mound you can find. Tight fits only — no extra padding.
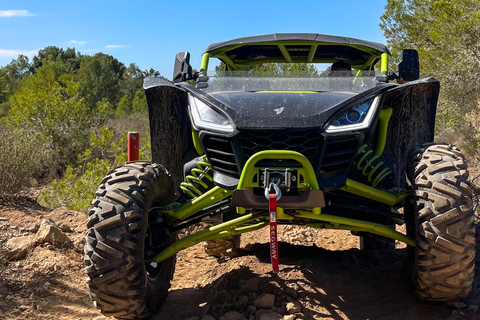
[0,195,479,320]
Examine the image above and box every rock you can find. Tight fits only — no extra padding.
[247,305,257,314]
[468,305,479,313]
[1,235,35,260]
[238,278,259,292]
[258,312,282,320]
[286,301,302,314]
[283,315,296,320]
[255,309,278,319]
[275,307,286,315]
[284,288,298,299]
[200,302,212,317]
[35,223,72,247]
[253,293,275,309]
[223,311,247,320]
[453,302,466,309]
[27,223,39,233]
[235,295,249,306]
[184,317,200,320]
[59,224,72,233]
[201,316,215,320]
[249,316,255,320]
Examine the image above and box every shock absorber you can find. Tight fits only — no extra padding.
[180,156,213,199]
[354,144,392,188]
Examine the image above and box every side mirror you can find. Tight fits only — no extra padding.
[397,49,419,81]
[173,52,193,83]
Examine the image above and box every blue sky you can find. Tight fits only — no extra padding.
[0,0,388,80]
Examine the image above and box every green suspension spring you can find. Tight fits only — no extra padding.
[180,156,213,199]
[354,144,391,188]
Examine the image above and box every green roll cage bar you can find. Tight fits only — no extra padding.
[149,44,414,264]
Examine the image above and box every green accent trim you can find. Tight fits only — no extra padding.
[152,214,266,262]
[381,53,388,77]
[217,53,239,70]
[299,210,414,246]
[341,179,407,206]
[307,45,318,63]
[192,130,204,155]
[200,53,210,74]
[237,150,319,190]
[277,44,292,62]
[374,107,393,157]
[208,41,385,71]
[164,186,232,220]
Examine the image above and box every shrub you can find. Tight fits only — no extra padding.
[38,129,151,212]
[0,128,42,194]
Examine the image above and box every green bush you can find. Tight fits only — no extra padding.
[38,128,151,212]
[0,128,42,194]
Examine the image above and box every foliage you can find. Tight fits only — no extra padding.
[0,128,42,194]
[381,0,480,154]
[4,63,101,168]
[0,44,160,203]
[39,129,151,212]
[33,46,80,71]
[0,55,33,102]
[115,94,133,117]
[75,53,126,109]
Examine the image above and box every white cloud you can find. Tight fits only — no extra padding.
[105,45,130,49]
[0,49,38,58]
[0,10,35,18]
[68,40,86,46]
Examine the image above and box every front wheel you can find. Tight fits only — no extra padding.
[409,144,475,301]
[84,162,177,319]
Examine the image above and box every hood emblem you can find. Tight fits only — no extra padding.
[274,107,285,115]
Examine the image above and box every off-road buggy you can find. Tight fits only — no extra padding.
[84,33,475,319]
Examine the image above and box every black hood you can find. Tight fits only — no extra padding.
[210,91,356,129]
[178,83,395,130]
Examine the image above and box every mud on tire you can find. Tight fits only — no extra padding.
[410,144,475,301]
[84,162,177,319]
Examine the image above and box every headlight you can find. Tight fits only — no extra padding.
[325,96,381,133]
[188,95,235,133]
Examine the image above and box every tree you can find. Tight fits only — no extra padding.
[1,55,33,95]
[4,64,100,168]
[33,46,80,71]
[75,53,126,108]
[0,68,9,104]
[132,89,148,114]
[115,94,133,117]
[381,0,480,152]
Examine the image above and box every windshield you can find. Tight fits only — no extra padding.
[201,68,379,94]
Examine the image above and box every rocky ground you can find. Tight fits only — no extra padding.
[0,187,479,320]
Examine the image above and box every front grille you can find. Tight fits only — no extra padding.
[319,136,360,174]
[202,135,239,178]
[238,130,322,165]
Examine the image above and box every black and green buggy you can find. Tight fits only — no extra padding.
[84,33,475,319]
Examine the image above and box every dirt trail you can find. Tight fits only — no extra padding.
[0,194,479,320]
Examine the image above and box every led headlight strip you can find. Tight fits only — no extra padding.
[325,96,381,133]
[188,95,235,133]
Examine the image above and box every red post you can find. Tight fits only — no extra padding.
[128,132,139,161]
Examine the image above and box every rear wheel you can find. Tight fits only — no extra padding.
[409,144,475,301]
[84,162,177,319]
